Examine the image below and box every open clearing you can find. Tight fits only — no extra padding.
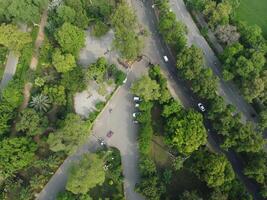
[235,0,267,38]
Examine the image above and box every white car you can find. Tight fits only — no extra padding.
[133,112,139,118]
[197,103,205,112]
[163,56,169,62]
[135,103,140,108]
[133,96,141,101]
[133,120,138,124]
[123,77,127,84]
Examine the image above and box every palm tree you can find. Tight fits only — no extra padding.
[29,94,51,112]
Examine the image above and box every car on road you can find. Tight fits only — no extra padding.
[163,56,169,62]
[106,130,114,138]
[197,103,205,112]
[133,96,141,101]
[133,112,139,118]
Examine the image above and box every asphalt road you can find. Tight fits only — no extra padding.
[0,51,19,90]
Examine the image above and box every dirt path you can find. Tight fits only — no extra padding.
[19,82,33,111]
[30,8,48,70]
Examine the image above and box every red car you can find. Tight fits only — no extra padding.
[106,130,114,138]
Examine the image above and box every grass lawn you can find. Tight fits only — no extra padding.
[235,0,267,38]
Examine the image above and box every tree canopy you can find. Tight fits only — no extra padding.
[131,76,161,101]
[66,153,105,194]
[55,22,85,56]
[47,114,91,155]
[0,24,31,52]
[0,0,48,23]
[52,49,76,73]
[111,2,143,60]
[190,150,235,188]
[166,109,207,155]
[0,137,37,180]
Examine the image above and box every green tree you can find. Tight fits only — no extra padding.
[176,46,203,80]
[86,57,108,83]
[190,150,235,188]
[0,24,32,52]
[0,137,37,180]
[55,22,85,55]
[66,153,105,194]
[191,68,218,100]
[52,49,76,73]
[111,2,143,60]
[158,11,187,52]
[61,67,86,93]
[47,114,91,155]
[179,190,203,200]
[259,110,267,131]
[29,94,51,112]
[162,99,182,118]
[166,109,207,155]
[2,0,48,23]
[243,152,267,184]
[131,76,161,101]
[16,108,47,136]
[56,5,76,25]
[43,85,66,106]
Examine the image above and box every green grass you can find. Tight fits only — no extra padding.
[235,0,267,38]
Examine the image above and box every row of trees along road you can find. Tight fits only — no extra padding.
[156,0,267,198]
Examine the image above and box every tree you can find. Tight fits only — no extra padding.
[16,108,47,136]
[43,85,66,106]
[0,137,37,180]
[162,99,182,118]
[55,22,85,55]
[221,122,265,153]
[0,24,31,52]
[52,49,76,73]
[61,67,86,93]
[215,25,240,45]
[191,68,218,100]
[166,109,207,155]
[1,0,48,23]
[190,150,235,188]
[259,110,267,131]
[29,94,51,112]
[56,5,76,25]
[158,11,187,52]
[86,57,108,83]
[242,77,265,102]
[179,190,203,200]
[243,152,267,184]
[111,2,143,60]
[66,153,105,194]
[47,114,91,155]
[131,76,161,101]
[176,46,203,80]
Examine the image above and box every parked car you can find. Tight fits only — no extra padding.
[133,112,139,118]
[106,130,114,138]
[135,103,140,108]
[133,120,138,124]
[133,96,141,101]
[123,77,127,84]
[197,103,205,112]
[163,56,169,62]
